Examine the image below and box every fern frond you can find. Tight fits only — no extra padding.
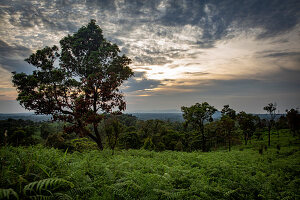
[68,186,95,197]
[153,188,186,200]
[28,194,53,200]
[24,178,74,194]
[53,192,73,200]
[0,188,19,200]
[36,164,56,178]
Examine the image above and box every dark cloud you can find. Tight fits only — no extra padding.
[212,0,300,39]
[174,67,300,97]
[133,71,147,78]
[184,72,209,76]
[184,63,202,67]
[1,0,299,66]
[123,71,163,92]
[0,40,31,58]
[1,0,78,32]
[124,78,163,93]
[0,40,32,73]
[2,0,300,36]
[155,0,300,43]
[196,41,215,49]
[263,52,300,58]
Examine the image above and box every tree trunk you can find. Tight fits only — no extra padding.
[268,125,271,147]
[244,133,248,145]
[93,123,103,150]
[228,138,231,151]
[201,128,207,152]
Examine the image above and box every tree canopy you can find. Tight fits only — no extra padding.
[263,103,277,146]
[181,102,217,151]
[12,20,133,149]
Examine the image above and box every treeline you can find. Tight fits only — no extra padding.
[1,103,299,153]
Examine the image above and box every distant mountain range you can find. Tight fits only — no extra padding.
[0,112,284,122]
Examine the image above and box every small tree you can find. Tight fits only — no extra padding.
[221,105,236,120]
[219,115,235,151]
[263,103,277,146]
[181,102,217,152]
[12,20,133,149]
[237,111,256,145]
[105,117,122,155]
[220,105,237,151]
[286,108,300,136]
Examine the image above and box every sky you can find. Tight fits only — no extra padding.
[0,0,299,114]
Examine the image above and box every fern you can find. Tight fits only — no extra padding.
[67,186,95,199]
[36,164,57,178]
[24,178,74,194]
[53,193,73,200]
[153,188,186,200]
[0,188,19,200]
[28,194,54,200]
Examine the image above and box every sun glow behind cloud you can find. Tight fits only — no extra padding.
[133,26,300,84]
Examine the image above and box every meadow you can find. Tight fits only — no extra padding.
[1,129,299,200]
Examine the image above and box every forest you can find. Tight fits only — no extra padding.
[1,20,299,199]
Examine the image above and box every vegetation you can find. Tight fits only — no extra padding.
[263,103,277,146]
[12,20,133,150]
[181,102,217,152]
[0,106,299,199]
[2,20,300,199]
[0,129,299,200]
[286,108,300,136]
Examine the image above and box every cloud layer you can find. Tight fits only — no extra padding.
[0,0,299,113]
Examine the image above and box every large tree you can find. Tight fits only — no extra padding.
[12,20,133,149]
[181,102,217,152]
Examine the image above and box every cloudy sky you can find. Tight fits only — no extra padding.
[0,0,299,114]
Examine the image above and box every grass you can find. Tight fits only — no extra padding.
[0,130,299,199]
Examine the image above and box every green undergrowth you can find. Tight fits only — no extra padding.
[1,136,299,199]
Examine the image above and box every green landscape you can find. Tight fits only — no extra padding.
[1,1,300,199]
[0,114,299,199]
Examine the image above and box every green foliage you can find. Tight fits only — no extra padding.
[263,103,277,146]
[12,20,133,150]
[1,129,299,199]
[143,137,155,150]
[286,108,300,136]
[0,188,19,200]
[119,131,141,149]
[181,102,217,152]
[105,118,122,153]
[45,132,68,149]
[24,178,74,195]
[0,119,39,147]
[221,105,236,120]
[237,111,257,145]
[69,138,98,152]
[219,115,237,151]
